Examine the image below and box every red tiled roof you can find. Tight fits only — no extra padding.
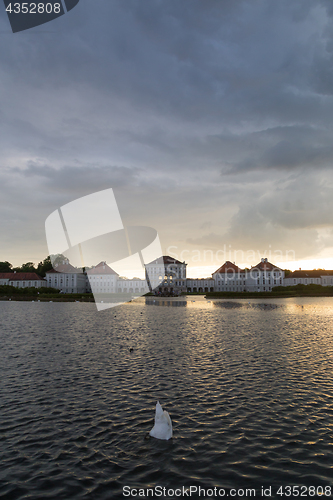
[87,262,118,275]
[146,256,185,265]
[287,270,333,279]
[213,261,245,275]
[0,273,14,279]
[252,260,282,271]
[0,272,45,281]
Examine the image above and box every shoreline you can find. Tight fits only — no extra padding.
[1,292,333,302]
[0,296,95,302]
[205,292,333,299]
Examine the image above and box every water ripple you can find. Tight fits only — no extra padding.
[1,298,333,499]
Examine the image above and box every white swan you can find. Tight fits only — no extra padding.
[149,401,173,440]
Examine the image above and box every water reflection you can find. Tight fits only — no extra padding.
[144,297,285,310]
[2,298,333,499]
[145,299,187,307]
[143,296,333,315]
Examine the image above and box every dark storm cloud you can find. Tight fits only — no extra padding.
[220,125,333,173]
[13,162,142,193]
[1,0,333,265]
[1,1,332,157]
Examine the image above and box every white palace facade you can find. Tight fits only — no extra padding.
[146,256,285,294]
[3,255,333,294]
[46,262,86,293]
[41,256,333,294]
[212,259,284,293]
[145,256,187,294]
[0,272,47,288]
[284,269,333,287]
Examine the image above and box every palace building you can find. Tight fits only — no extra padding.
[212,261,246,292]
[284,269,333,287]
[46,261,86,294]
[43,255,333,295]
[145,256,187,295]
[211,258,284,292]
[0,272,47,288]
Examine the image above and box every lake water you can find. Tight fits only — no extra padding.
[1,297,333,499]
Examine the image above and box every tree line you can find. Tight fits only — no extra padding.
[0,256,53,277]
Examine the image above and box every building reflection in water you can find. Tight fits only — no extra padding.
[144,298,214,308]
[144,296,333,314]
[144,298,288,310]
[145,299,187,307]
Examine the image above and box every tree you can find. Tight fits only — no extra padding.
[284,269,292,277]
[20,262,37,273]
[0,261,12,273]
[50,254,68,267]
[37,256,53,277]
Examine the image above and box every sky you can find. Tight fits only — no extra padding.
[1,0,333,278]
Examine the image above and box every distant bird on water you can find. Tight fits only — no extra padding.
[149,401,173,440]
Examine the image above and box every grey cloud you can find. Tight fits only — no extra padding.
[1,0,333,267]
[186,232,224,247]
[15,162,142,192]
[0,0,329,126]
[262,140,333,170]
[222,171,333,260]
[224,203,322,260]
[200,221,213,230]
[220,125,333,174]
